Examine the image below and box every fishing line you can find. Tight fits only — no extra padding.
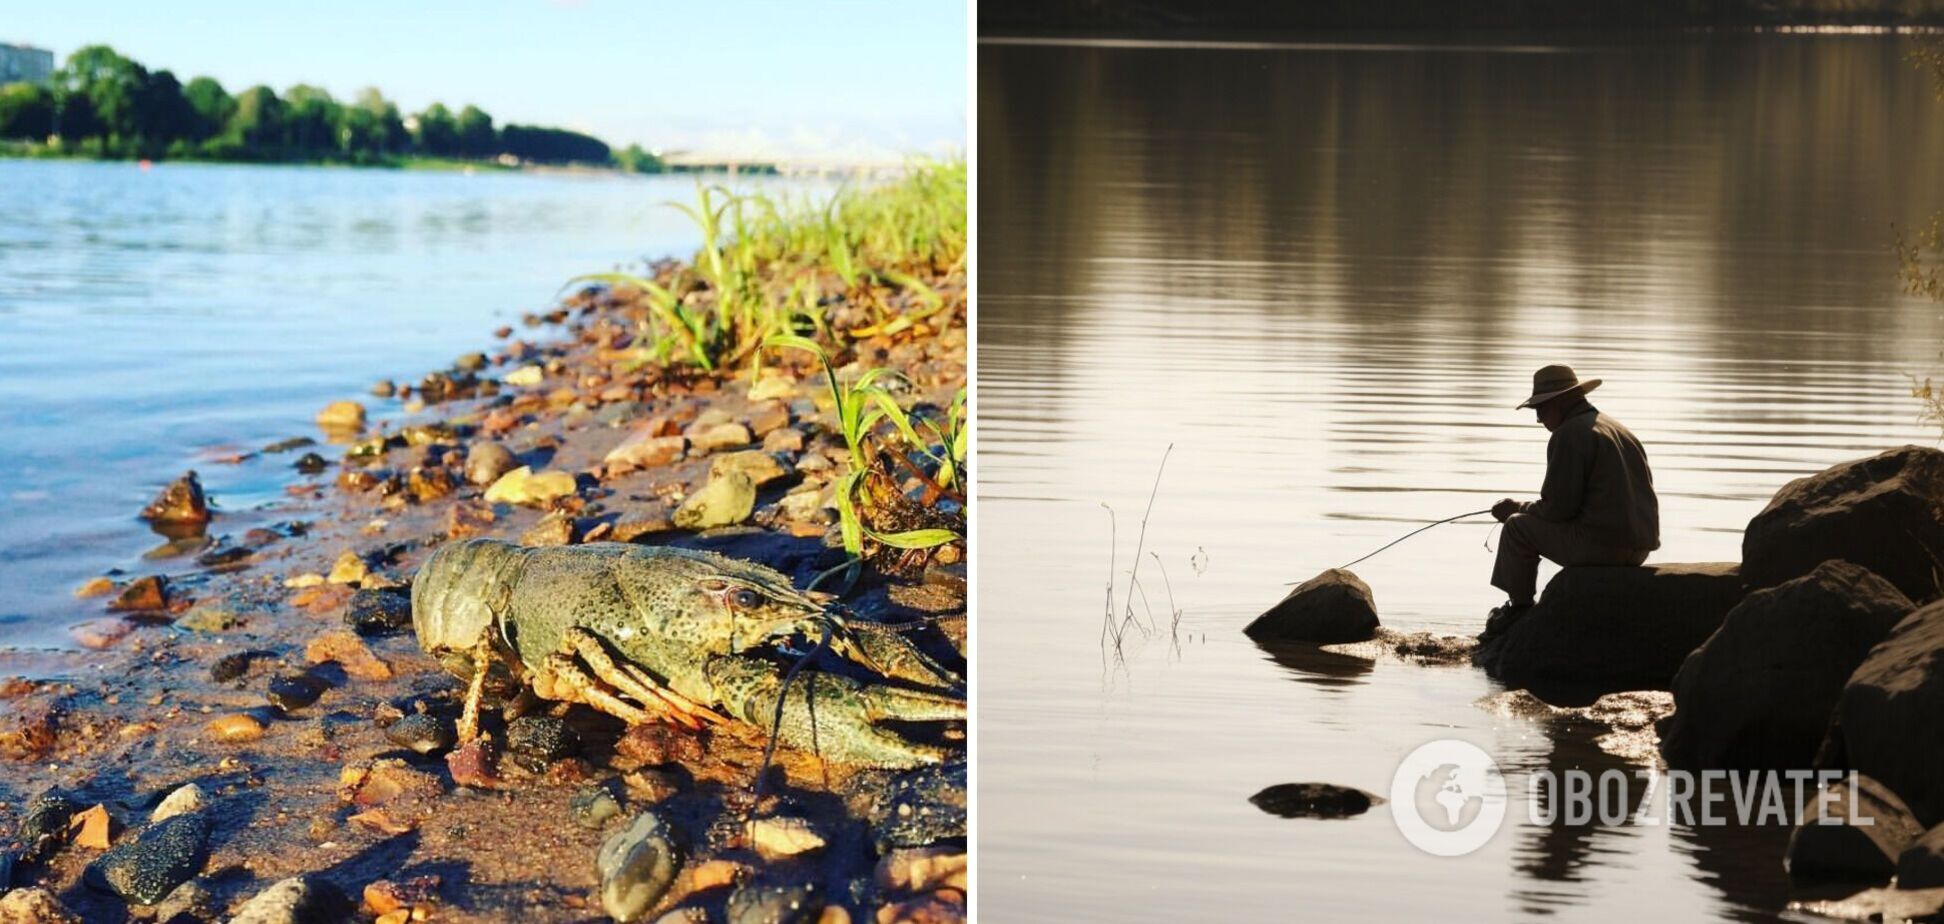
[1335,508,1497,571]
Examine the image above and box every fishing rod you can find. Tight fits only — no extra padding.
[1334,508,1497,571]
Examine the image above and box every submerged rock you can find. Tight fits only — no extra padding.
[1785,775,1922,881]
[1821,599,1944,828]
[598,811,683,923]
[1744,446,1944,603]
[1660,561,1911,771]
[86,812,209,905]
[1243,569,1379,644]
[1473,562,1744,703]
[139,471,211,527]
[1248,782,1383,819]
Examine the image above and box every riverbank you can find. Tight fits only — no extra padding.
[0,163,966,922]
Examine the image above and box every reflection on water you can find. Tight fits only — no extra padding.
[0,161,817,646]
[978,33,1944,921]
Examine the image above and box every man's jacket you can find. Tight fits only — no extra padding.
[1520,402,1660,550]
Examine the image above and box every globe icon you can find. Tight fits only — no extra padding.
[1413,762,1484,832]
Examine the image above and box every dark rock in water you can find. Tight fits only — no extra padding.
[20,790,79,862]
[87,812,210,905]
[267,673,329,713]
[863,760,967,852]
[726,881,823,924]
[1248,782,1383,819]
[209,650,274,683]
[1821,600,1944,828]
[140,470,211,527]
[343,588,412,636]
[1473,562,1744,704]
[570,785,622,830]
[1901,824,1944,889]
[1661,561,1912,771]
[1786,775,1922,881]
[261,436,316,454]
[227,875,354,924]
[1744,446,1944,603]
[505,715,577,771]
[384,713,455,755]
[1243,569,1379,644]
[292,452,329,475]
[597,811,683,923]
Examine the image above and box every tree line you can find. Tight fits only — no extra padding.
[0,45,661,171]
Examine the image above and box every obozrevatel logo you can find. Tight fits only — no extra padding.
[1391,738,1508,856]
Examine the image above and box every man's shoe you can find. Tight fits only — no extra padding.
[1479,601,1533,643]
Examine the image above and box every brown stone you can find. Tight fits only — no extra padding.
[605,432,686,474]
[615,725,704,768]
[612,517,677,543]
[446,501,496,538]
[447,740,503,789]
[306,631,394,681]
[685,422,752,454]
[746,400,790,437]
[520,513,577,547]
[206,713,265,743]
[0,703,58,759]
[139,471,211,527]
[876,847,968,894]
[67,804,115,849]
[73,576,116,599]
[108,575,169,612]
[70,617,133,650]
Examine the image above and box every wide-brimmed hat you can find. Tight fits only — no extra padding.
[1516,364,1601,409]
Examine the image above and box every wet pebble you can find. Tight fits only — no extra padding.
[597,811,683,923]
[371,379,396,398]
[20,790,78,861]
[505,714,577,771]
[228,875,354,924]
[384,713,455,755]
[86,811,209,906]
[727,881,823,924]
[139,471,210,527]
[267,673,329,713]
[153,878,216,922]
[343,588,412,636]
[108,575,170,612]
[292,452,328,475]
[205,713,265,743]
[464,441,517,486]
[150,783,207,823]
[570,785,622,829]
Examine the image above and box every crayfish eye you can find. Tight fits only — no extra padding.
[731,588,763,609]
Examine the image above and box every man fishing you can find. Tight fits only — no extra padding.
[1484,364,1660,636]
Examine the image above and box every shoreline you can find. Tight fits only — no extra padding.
[0,169,967,922]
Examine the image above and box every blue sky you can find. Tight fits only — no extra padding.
[4,1,967,161]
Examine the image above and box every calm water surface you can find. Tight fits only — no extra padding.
[0,161,816,647]
[978,33,1944,922]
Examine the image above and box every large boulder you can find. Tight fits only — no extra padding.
[1821,601,1944,828]
[1244,569,1379,644]
[1660,561,1912,771]
[1786,774,1924,881]
[1743,446,1944,604]
[1473,563,1744,703]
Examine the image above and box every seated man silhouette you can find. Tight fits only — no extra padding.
[1484,365,1660,638]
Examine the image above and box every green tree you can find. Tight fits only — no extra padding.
[282,84,338,153]
[455,104,495,158]
[0,83,55,140]
[182,76,233,141]
[412,102,458,156]
[227,85,285,150]
[133,69,195,152]
[615,143,664,173]
[353,88,407,154]
[57,45,148,150]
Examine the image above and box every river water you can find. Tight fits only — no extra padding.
[0,161,815,648]
[977,33,1944,922]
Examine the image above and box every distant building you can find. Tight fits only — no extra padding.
[0,43,54,84]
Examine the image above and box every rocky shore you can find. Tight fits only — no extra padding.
[1250,445,1944,918]
[0,187,967,923]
